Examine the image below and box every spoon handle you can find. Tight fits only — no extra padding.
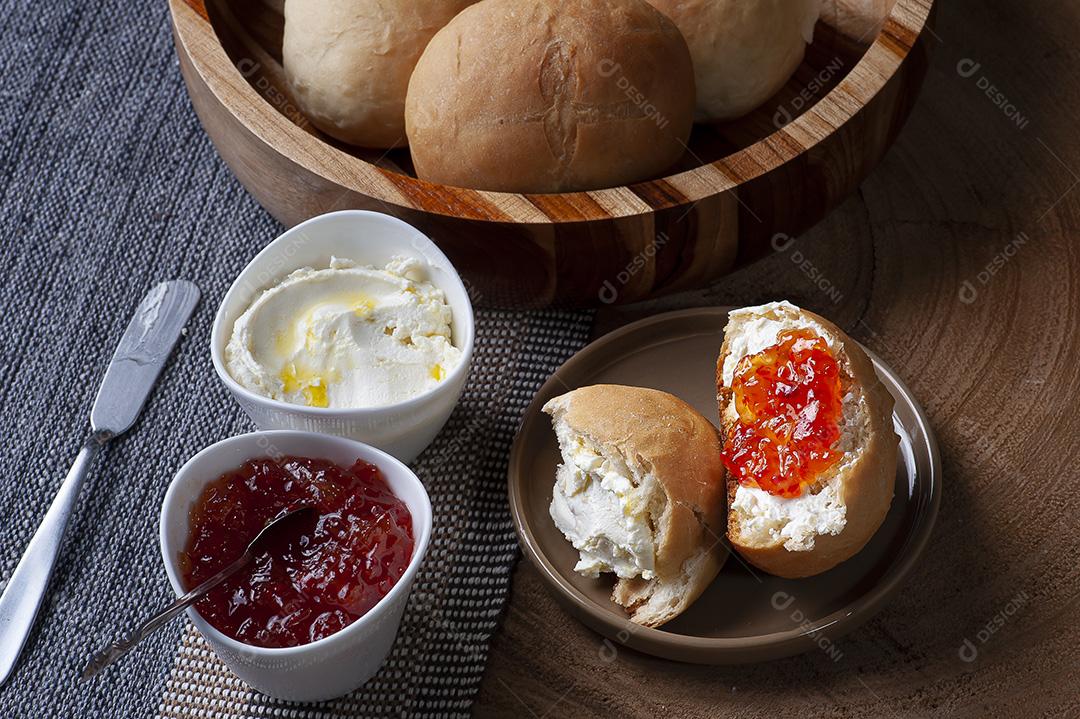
[0,433,107,687]
[81,551,252,679]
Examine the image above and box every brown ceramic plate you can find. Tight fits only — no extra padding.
[508,307,941,664]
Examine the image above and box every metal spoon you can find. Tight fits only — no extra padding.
[81,505,318,679]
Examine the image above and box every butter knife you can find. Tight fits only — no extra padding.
[0,280,200,686]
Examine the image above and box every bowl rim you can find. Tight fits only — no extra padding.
[159,429,434,658]
[168,0,935,224]
[507,307,942,660]
[209,209,476,418]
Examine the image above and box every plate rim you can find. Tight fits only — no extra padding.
[507,307,942,662]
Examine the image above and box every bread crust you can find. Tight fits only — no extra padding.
[717,304,897,578]
[819,0,898,41]
[544,385,726,626]
[646,0,818,121]
[405,0,696,193]
[283,0,475,149]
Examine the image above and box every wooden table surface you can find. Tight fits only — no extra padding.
[473,0,1080,716]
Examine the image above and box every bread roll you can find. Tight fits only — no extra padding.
[544,385,726,627]
[819,0,898,41]
[283,0,475,149]
[717,302,897,578]
[405,0,696,193]
[646,0,819,122]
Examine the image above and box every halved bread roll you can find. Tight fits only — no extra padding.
[544,385,726,627]
[717,302,897,578]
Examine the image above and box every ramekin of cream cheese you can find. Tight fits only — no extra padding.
[224,256,463,409]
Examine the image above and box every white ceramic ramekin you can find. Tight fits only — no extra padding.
[211,210,475,464]
[160,431,433,702]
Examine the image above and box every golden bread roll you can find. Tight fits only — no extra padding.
[646,0,819,121]
[405,0,696,193]
[283,0,476,149]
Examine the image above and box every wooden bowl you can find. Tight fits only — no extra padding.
[169,0,935,308]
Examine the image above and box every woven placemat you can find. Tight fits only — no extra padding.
[0,0,593,715]
[156,310,592,719]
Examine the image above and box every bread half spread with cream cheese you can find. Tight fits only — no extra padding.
[544,385,726,627]
[717,302,898,578]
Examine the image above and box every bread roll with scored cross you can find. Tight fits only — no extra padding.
[405,0,696,193]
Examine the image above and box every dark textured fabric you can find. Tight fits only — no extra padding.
[0,1,593,716]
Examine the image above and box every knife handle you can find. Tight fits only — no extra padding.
[0,432,109,686]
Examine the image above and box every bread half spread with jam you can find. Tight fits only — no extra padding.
[717,302,898,578]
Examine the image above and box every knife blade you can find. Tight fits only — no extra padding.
[0,280,199,686]
[91,280,201,434]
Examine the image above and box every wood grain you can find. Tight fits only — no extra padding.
[167,0,933,307]
[474,0,1080,715]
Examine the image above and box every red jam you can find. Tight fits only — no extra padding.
[179,456,414,648]
[721,329,844,498]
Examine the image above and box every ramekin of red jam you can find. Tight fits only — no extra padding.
[160,431,432,702]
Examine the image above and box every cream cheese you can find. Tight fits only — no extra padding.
[721,301,842,386]
[225,256,461,409]
[731,479,846,552]
[549,437,656,580]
